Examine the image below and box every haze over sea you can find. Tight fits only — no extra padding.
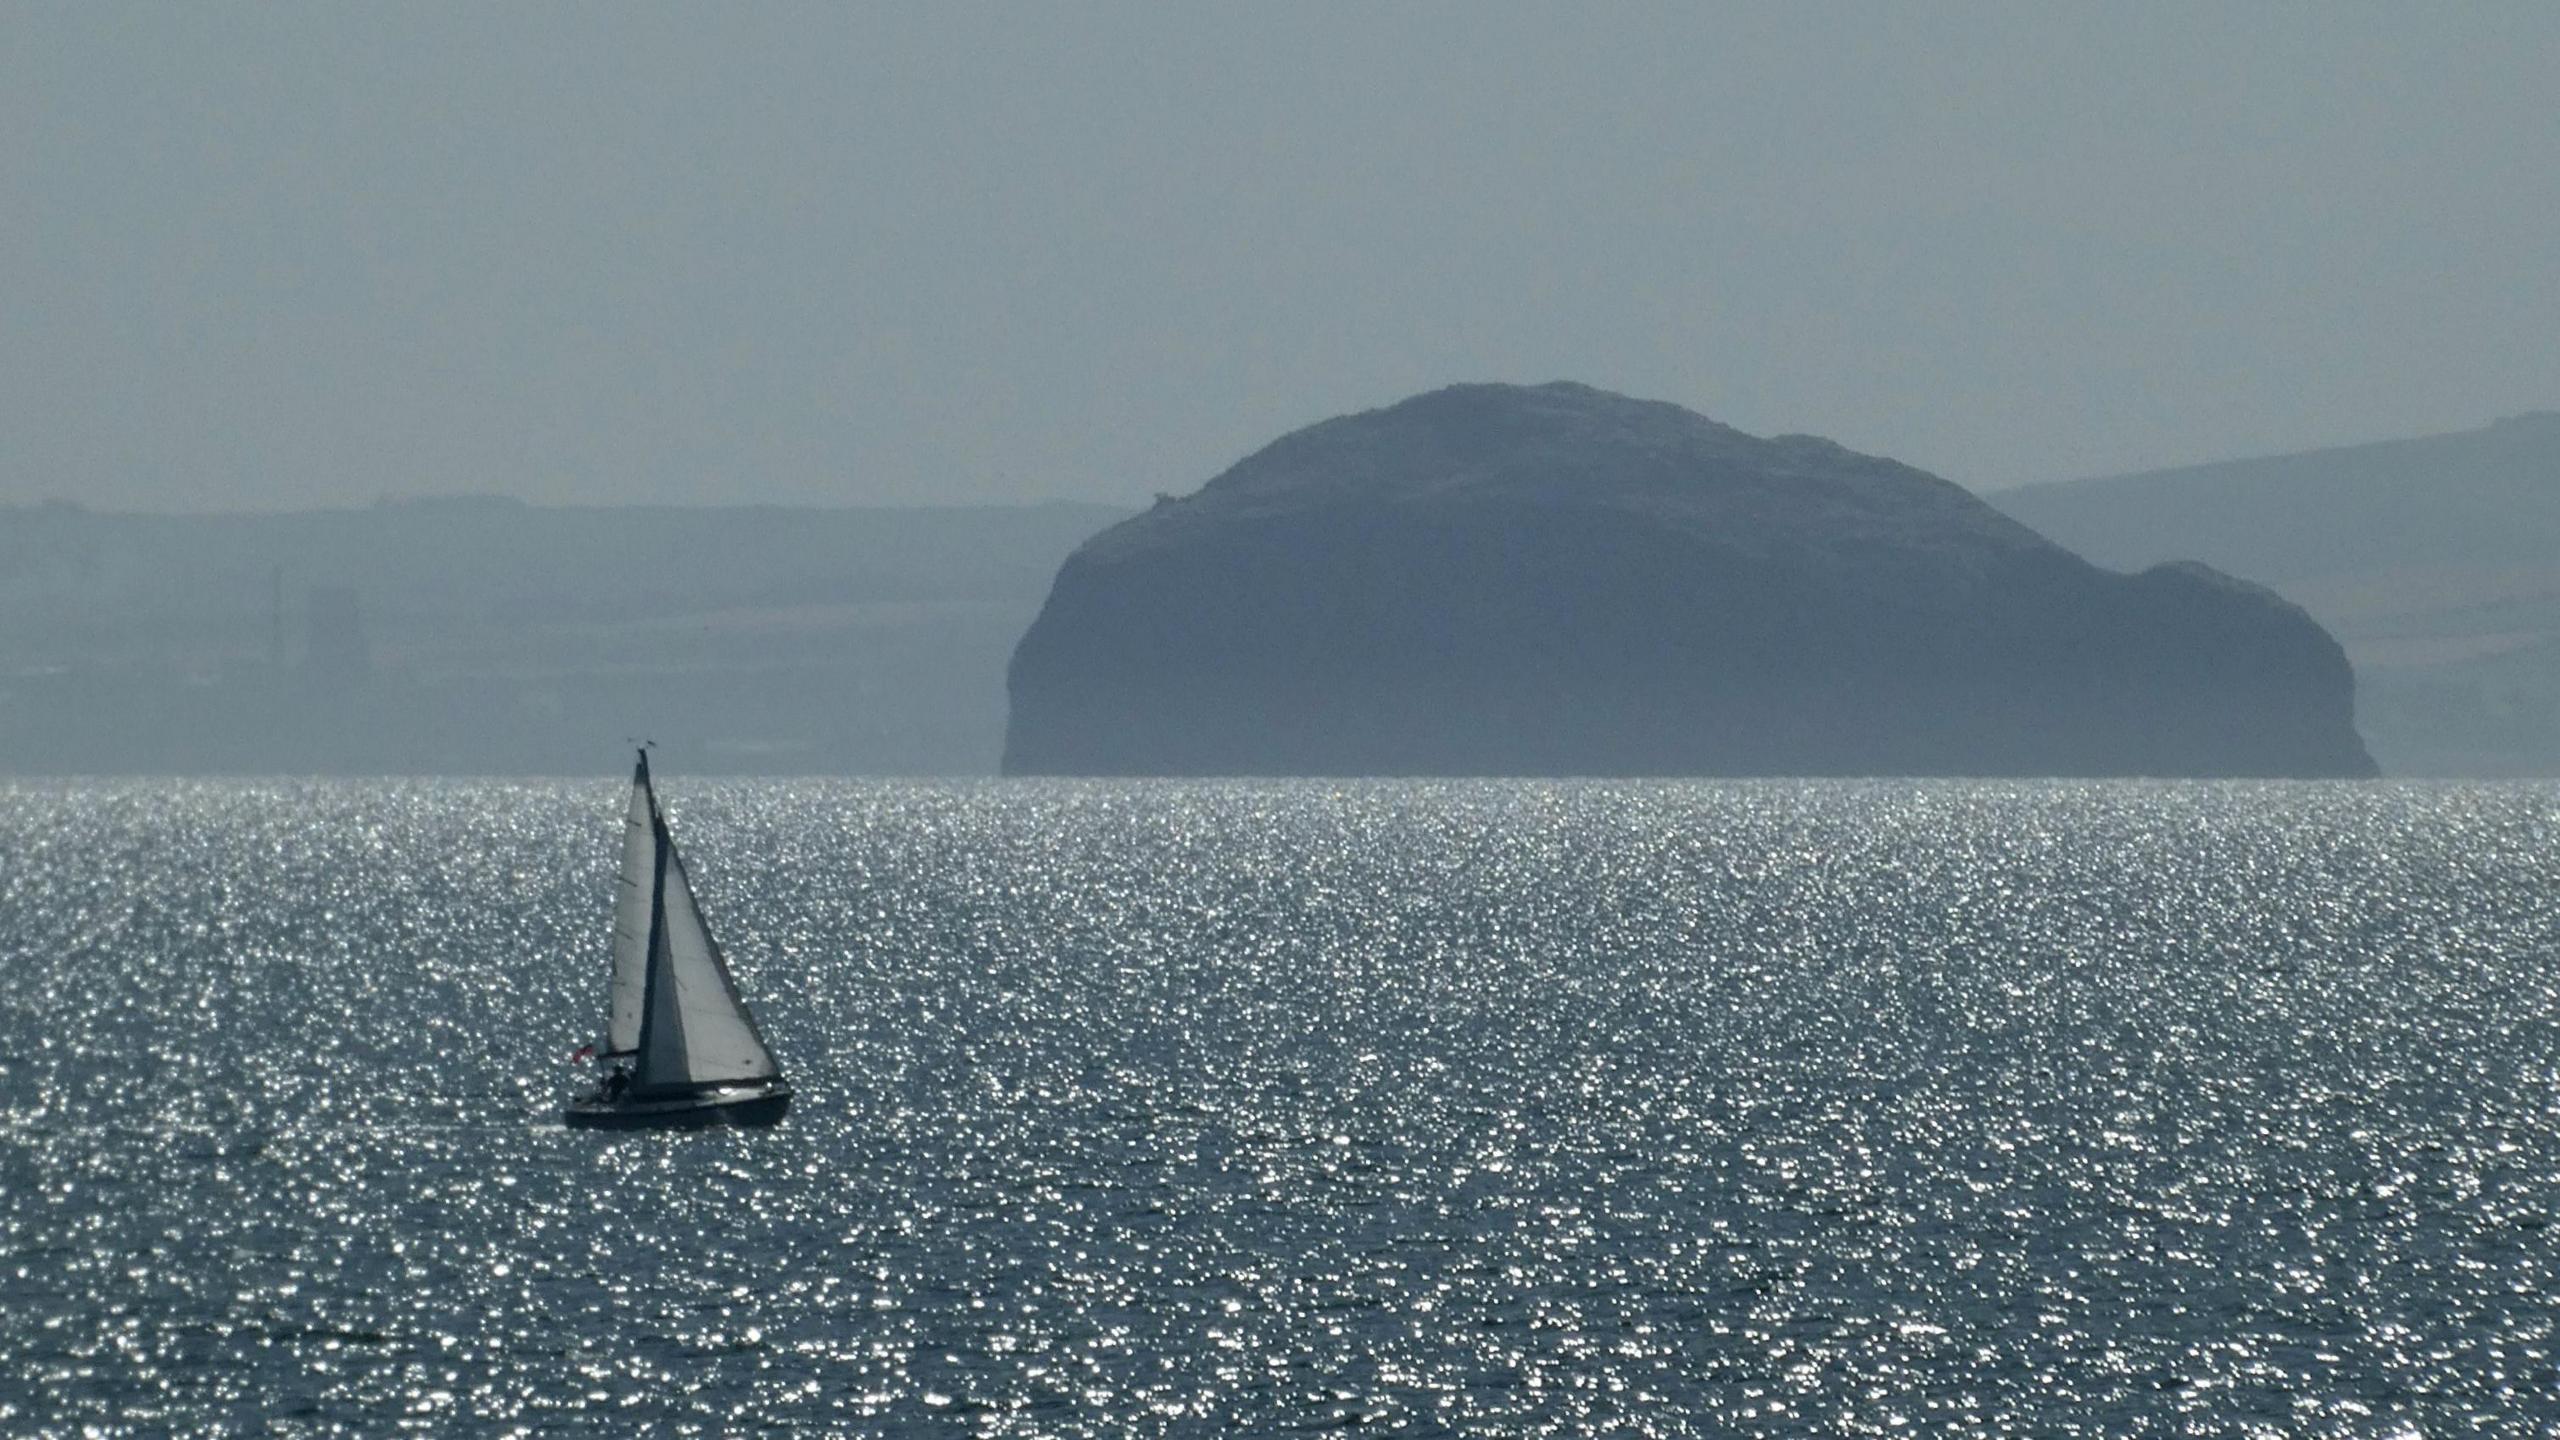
[3,779,2556,1436]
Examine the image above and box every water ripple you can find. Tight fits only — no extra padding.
[1,779,2555,1434]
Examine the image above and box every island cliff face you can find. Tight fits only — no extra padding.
[1005,383,2377,777]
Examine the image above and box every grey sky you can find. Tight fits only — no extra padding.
[6,2,2557,510]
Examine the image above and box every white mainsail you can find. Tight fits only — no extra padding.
[625,775,780,1095]
[603,759,656,1056]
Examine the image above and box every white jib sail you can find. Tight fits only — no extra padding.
[631,821,780,1091]
[604,768,656,1055]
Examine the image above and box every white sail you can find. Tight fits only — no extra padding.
[629,812,780,1092]
[603,761,656,1055]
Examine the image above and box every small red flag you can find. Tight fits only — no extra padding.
[569,1043,596,1063]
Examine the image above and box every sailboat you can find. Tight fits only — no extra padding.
[565,749,791,1130]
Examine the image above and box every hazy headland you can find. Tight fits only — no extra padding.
[1996,412,2560,776]
[1006,384,2373,779]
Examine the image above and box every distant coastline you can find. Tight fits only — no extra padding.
[0,499,1124,775]
[7,408,2556,777]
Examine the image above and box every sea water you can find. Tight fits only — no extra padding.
[1,779,2556,1436]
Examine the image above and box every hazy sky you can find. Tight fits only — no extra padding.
[6,2,2557,510]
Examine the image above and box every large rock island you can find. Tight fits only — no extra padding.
[1005,383,2377,777]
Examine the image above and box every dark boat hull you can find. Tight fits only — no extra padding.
[563,1083,791,1132]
